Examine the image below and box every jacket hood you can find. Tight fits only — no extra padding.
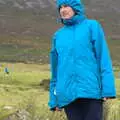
[56,0,86,25]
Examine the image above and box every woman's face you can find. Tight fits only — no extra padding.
[59,5,75,19]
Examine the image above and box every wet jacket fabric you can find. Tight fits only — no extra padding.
[48,0,116,110]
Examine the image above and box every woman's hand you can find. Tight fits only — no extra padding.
[51,107,62,112]
[102,97,111,101]
[55,107,62,111]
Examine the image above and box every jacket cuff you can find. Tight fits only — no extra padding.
[48,101,57,111]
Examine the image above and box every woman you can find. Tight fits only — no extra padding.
[48,0,116,120]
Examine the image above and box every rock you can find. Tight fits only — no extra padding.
[3,109,30,120]
[3,106,13,110]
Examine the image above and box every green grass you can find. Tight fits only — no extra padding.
[0,62,51,119]
[116,79,120,98]
[0,62,120,120]
[0,62,67,120]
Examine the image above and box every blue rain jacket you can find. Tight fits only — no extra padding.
[48,0,116,110]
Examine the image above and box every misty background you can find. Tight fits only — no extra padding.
[0,0,120,64]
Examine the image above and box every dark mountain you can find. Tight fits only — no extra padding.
[0,0,120,65]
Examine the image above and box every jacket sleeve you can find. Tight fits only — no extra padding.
[91,20,116,98]
[48,34,58,110]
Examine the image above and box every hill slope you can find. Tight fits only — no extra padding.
[0,0,120,64]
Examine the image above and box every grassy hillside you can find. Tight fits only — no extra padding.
[0,8,60,64]
[0,7,119,64]
[0,35,120,65]
[0,0,120,64]
[0,35,51,64]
